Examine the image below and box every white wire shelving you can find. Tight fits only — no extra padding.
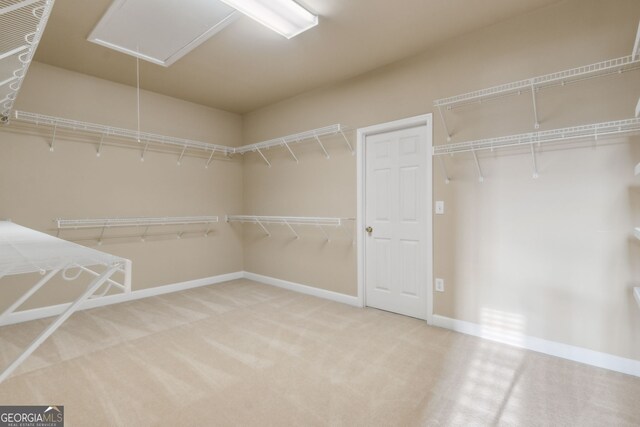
[235,124,353,167]
[433,118,640,182]
[56,215,219,243]
[434,21,640,140]
[225,215,351,241]
[9,110,351,167]
[13,110,235,166]
[0,221,131,383]
[0,0,55,124]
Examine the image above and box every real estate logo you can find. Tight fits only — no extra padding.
[0,406,64,427]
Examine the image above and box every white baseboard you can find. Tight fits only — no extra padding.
[243,271,362,307]
[0,271,244,327]
[6,270,636,378]
[432,314,640,378]
[241,274,640,377]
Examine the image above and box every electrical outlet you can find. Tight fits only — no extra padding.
[435,278,445,292]
[435,201,445,215]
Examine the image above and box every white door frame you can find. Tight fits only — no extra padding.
[356,113,434,324]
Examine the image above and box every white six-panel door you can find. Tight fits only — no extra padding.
[364,125,429,319]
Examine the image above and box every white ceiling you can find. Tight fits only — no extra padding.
[34,0,562,114]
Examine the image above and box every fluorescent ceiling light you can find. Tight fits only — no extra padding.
[219,0,318,39]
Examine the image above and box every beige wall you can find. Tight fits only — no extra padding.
[242,0,640,360]
[1,0,639,362]
[0,62,244,310]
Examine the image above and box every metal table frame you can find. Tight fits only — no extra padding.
[0,221,131,383]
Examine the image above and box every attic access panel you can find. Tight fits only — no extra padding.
[88,0,238,67]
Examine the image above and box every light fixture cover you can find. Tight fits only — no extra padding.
[88,0,239,67]
[219,0,317,39]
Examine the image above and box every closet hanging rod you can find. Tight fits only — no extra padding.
[235,124,348,154]
[13,111,235,155]
[433,117,640,156]
[226,215,353,241]
[56,216,219,229]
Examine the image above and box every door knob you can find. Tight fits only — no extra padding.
[366,226,373,233]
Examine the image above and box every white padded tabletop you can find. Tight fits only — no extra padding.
[0,221,128,276]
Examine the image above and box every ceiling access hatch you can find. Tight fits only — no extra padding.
[88,0,239,67]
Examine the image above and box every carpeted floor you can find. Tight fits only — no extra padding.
[0,279,639,426]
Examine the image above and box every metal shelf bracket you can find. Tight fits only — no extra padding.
[437,155,451,184]
[177,144,187,166]
[437,105,452,142]
[49,124,56,152]
[283,219,299,239]
[314,135,330,159]
[339,130,354,154]
[472,151,484,183]
[282,139,299,163]
[530,145,539,179]
[530,80,540,129]
[205,148,216,168]
[255,147,271,167]
[255,219,270,236]
[97,133,105,157]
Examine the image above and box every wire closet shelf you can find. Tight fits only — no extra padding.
[13,110,235,165]
[433,118,640,156]
[236,124,353,167]
[10,111,352,167]
[433,118,640,183]
[0,0,55,123]
[56,216,220,244]
[226,215,351,240]
[434,56,640,110]
[56,216,219,229]
[433,20,640,139]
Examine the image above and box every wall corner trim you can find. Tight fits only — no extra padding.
[432,314,640,378]
[243,271,362,307]
[0,271,244,327]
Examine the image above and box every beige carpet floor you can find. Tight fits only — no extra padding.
[0,279,639,426]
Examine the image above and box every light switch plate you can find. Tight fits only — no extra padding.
[435,201,445,215]
[435,278,445,292]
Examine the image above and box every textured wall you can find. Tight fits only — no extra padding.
[241,0,640,359]
[0,63,244,310]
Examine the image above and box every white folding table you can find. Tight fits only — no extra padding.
[0,221,131,383]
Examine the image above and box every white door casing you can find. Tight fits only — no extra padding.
[357,115,433,321]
